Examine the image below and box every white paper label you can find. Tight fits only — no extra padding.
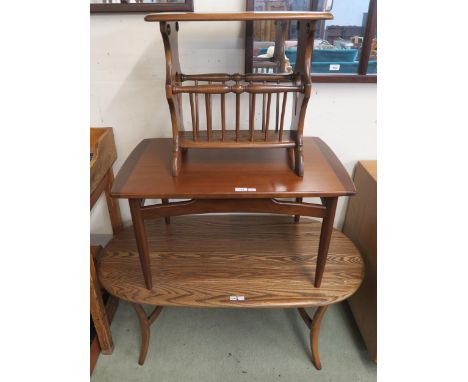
[229,295,245,301]
[235,187,256,192]
[329,64,340,71]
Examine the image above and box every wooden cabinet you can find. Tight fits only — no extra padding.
[342,160,377,362]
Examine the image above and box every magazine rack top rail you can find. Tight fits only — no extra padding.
[145,12,333,176]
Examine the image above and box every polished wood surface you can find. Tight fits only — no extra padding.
[343,160,377,362]
[111,137,355,199]
[144,11,333,22]
[138,198,326,219]
[179,130,296,148]
[98,216,364,308]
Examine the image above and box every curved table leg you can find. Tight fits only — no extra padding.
[297,305,328,370]
[310,305,328,370]
[132,304,163,365]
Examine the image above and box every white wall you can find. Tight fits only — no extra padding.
[90,1,376,233]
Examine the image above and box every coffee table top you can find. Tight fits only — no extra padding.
[111,137,355,199]
[98,216,364,308]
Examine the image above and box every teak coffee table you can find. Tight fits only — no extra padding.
[97,137,364,370]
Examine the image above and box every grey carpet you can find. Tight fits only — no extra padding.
[92,301,376,382]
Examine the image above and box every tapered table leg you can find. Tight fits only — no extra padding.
[294,197,303,223]
[161,198,170,224]
[129,199,153,289]
[314,197,338,287]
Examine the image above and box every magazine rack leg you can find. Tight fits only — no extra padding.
[132,304,163,365]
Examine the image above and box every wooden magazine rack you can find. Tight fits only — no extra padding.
[144,12,333,176]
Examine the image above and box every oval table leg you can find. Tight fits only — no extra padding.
[310,305,328,370]
[132,303,150,365]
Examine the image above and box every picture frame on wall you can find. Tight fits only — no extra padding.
[90,0,194,14]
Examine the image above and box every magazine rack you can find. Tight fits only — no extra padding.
[145,12,333,176]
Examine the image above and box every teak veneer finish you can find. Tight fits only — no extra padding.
[111,137,354,290]
[111,137,355,199]
[144,11,333,22]
[98,216,364,308]
[145,12,333,176]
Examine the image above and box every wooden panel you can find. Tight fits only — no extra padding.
[90,295,120,375]
[98,216,364,308]
[343,160,377,362]
[144,12,333,22]
[111,137,355,199]
[90,251,113,354]
[90,128,117,195]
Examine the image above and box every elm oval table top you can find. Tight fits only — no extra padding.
[98,215,364,308]
[111,137,355,199]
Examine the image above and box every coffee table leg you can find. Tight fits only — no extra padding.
[294,197,303,223]
[161,198,171,225]
[129,199,153,289]
[132,304,163,365]
[297,306,328,370]
[314,197,338,287]
[310,305,328,370]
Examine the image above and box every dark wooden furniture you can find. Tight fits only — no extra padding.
[111,137,355,289]
[95,136,361,371]
[343,160,377,362]
[90,127,123,374]
[98,216,364,369]
[144,12,333,176]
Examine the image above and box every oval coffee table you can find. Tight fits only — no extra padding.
[98,215,364,370]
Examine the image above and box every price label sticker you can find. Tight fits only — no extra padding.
[329,64,340,71]
[229,296,245,301]
[235,187,256,192]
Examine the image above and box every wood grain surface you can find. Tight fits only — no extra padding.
[111,137,355,199]
[98,216,364,308]
[343,160,377,362]
[90,127,117,195]
[144,12,333,22]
